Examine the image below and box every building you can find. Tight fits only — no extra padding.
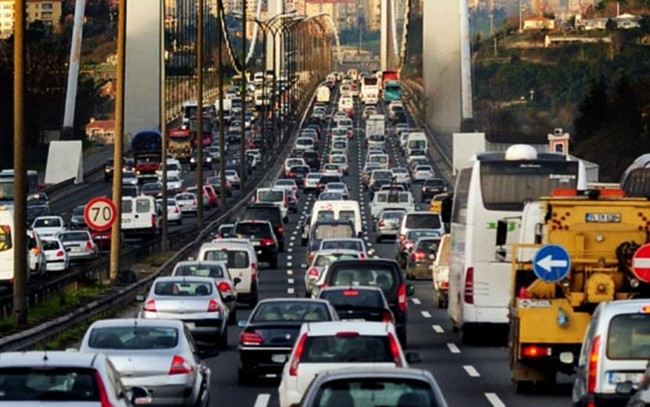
[85,119,115,145]
[0,0,63,39]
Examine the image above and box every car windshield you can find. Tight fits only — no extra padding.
[42,240,60,250]
[59,232,89,242]
[313,379,437,407]
[607,313,650,360]
[258,190,283,202]
[0,367,102,401]
[33,218,60,228]
[88,326,179,349]
[302,335,393,363]
[372,171,392,181]
[331,265,396,293]
[153,281,213,296]
[315,253,359,267]
[203,249,249,268]
[175,264,225,278]
[252,301,330,322]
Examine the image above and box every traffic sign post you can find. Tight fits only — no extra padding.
[632,244,650,283]
[84,197,117,232]
[533,244,571,282]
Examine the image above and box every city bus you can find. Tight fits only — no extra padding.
[447,145,586,341]
[383,80,402,103]
[0,170,39,204]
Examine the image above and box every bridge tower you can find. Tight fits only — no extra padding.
[380,0,398,71]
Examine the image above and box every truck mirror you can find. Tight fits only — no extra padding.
[496,220,508,246]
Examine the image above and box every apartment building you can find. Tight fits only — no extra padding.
[0,0,62,39]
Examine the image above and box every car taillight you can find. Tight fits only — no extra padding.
[261,237,275,246]
[398,283,407,311]
[587,335,601,393]
[240,331,264,346]
[217,281,230,292]
[56,250,64,257]
[399,234,405,241]
[359,252,366,259]
[288,172,294,177]
[411,250,426,261]
[278,226,284,234]
[85,241,94,250]
[143,299,156,312]
[151,214,156,227]
[464,267,474,304]
[382,310,394,323]
[522,345,551,358]
[169,355,194,375]
[404,241,414,250]
[94,371,113,407]
[387,332,403,367]
[251,263,258,281]
[193,199,198,206]
[307,268,320,277]
[378,220,385,227]
[441,281,449,289]
[289,333,308,376]
[207,299,220,312]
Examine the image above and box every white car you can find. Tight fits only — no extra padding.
[303,173,322,193]
[391,167,412,186]
[224,170,241,189]
[278,321,420,407]
[321,164,342,177]
[175,192,198,215]
[406,154,428,166]
[274,179,299,193]
[323,182,349,200]
[31,215,66,238]
[412,165,435,182]
[284,158,307,176]
[123,170,138,186]
[41,237,69,272]
[156,197,183,225]
[165,174,184,194]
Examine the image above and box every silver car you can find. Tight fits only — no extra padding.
[375,208,406,243]
[304,249,361,298]
[57,230,98,261]
[171,260,241,324]
[79,318,210,407]
[140,276,229,349]
[175,192,198,215]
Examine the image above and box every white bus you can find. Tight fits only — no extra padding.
[448,145,586,341]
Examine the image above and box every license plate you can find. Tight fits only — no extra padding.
[271,354,287,363]
[70,247,81,252]
[608,372,643,385]
[184,322,195,330]
[123,219,131,223]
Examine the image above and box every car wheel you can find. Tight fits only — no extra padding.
[217,325,228,350]
[228,307,237,325]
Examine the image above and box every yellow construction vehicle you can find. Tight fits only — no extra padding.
[499,187,650,392]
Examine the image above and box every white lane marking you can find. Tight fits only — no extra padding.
[301,264,307,268]
[287,270,293,275]
[289,242,294,247]
[432,325,444,333]
[288,278,294,284]
[464,365,480,377]
[254,394,270,407]
[421,311,431,318]
[287,262,292,267]
[287,256,293,260]
[367,243,373,247]
[485,393,505,407]
[292,231,298,235]
[287,287,295,294]
[290,236,296,240]
[447,343,461,354]
[411,298,421,305]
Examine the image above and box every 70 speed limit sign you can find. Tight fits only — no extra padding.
[84,197,117,231]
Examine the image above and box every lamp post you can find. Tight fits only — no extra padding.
[248,16,273,152]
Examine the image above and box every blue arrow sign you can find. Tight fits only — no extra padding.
[533,244,571,282]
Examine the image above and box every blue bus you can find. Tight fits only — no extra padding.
[132,130,162,181]
[383,80,402,103]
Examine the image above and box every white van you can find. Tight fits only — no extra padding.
[572,299,650,406]
[309,200,362,236]
[338,96,354,113]
[431,233,450,308]
[0,207,46,283]
[197,239,259,307]
[316,85,331,103]
[255,188,288,220]
[406,132,428,156]
[370,190,415,218]
[121,196,160,236]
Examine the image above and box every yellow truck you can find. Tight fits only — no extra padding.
[499,188,650,392]
[168,129,192,162]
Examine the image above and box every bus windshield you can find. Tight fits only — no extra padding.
[480,160,579,211]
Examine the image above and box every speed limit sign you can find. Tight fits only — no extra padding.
[84,197,117,231]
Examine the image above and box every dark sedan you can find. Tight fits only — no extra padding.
[420,178,447,203]
[237,298,337,384]
[316,286,394,323]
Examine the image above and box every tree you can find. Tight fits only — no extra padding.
[573,77,609,145]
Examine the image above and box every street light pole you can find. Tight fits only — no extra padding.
[240,0,247,189]
[218,3,226,208]
[196,0,204,227]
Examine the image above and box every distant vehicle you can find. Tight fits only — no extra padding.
[0,169,38,202]
[316,85,331,103]
[383,80,402,102]
[168,128,192,161]
[131,130,163,182]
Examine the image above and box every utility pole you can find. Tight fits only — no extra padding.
[13,0,27,327]
[218,2,226,208]
[196,0,204,227]
[160,0,168,251]
[240,0,247,189]
[110,0,126,280]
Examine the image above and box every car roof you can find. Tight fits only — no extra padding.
[255,298,331,306]
[89,318,185,330]
[301,321,394,335]
[316,249,362,256]
[153,276,217,284]
[0,351,104,368]
[311,366,439,384]
[174,260,226,267]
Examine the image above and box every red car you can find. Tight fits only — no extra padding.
[90,228,113,251]
[203,184,219,207]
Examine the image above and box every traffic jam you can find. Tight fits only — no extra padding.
[5,68,650,407]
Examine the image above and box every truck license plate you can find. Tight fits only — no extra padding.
[608,372,643,384]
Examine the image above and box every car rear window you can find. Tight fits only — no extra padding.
[243,207,281,224]
[321,240,362,252]
[236,223,272,236]
[174,264,225,278]
[302,335,393,363]
[252,302,330,322]
[329,264,397,296]
[0,367,101,401]
[60,232,90,242]
[203,249,250,268]
[42,240,59,251]
[315,253,359,267]
[313,379,438,407]
[405,214,441,229]
[33,218,61,228]
[320,289,383,309]
[417,239,440,253]
[154,280,213,296]
[607,313,650,360]
[136,199,152,213]
[258,190,284,202]
[314,224,354,240]
[88,326,179,350]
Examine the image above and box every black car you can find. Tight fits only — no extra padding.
[104,158,115,182]
[317,175,343,192]
[232,220,279,268]
[287,165,310,185]
[420,178,447,203]
[317,286,394,323]
[301,151,321,172]
[27,193,49,207]
[241,203,286,252]
[122,184,138,198]
[237,298,337,384]
[70,205,87,229]
[322,259,414,347]
[26,204,51,227]
[189,151,213,170]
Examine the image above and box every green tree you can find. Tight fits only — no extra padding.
[573,77,609,145]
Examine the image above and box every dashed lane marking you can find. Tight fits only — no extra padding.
[287,256,293,260]
[485,393,505,407]
[464,365,480,377]
[287,262,292,267]
[288,278,294,284]
[421,311,431,318]
[411,298,421,305]
[447,343,461,354]
[254,394,270,407]
[287,288,295,294]
[432,325,444,333]
[287,270,293,275]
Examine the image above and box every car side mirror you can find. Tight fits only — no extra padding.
[405,352,422,364]
[127,386,151,404]
[237,320,248,328]
[406,285,415,297]
[234,277,241,286]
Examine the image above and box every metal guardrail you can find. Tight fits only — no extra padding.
[0,81,320,352]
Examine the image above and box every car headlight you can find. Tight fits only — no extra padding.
[190,158,196,163]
